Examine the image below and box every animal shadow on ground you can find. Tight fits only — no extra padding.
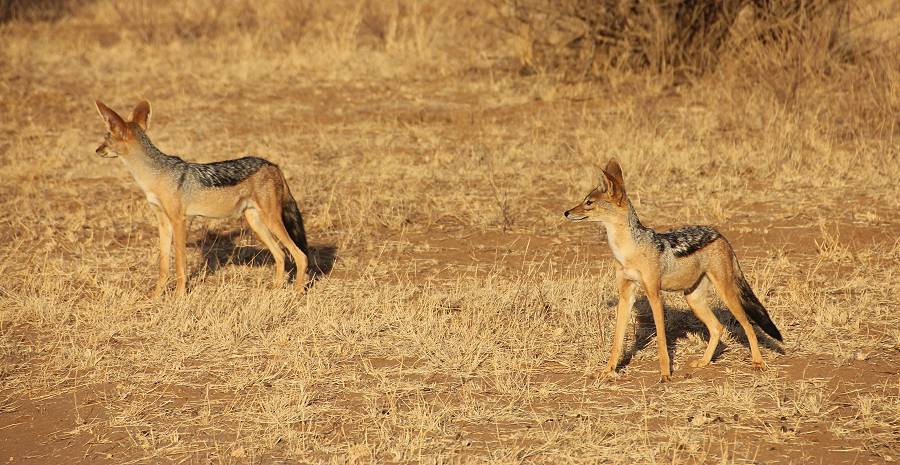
[612,296,785,373]
[192,227,337,287]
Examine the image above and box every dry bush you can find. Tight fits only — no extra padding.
[493,0,856,78]
[709,1,899,165]
[0,0,81,23]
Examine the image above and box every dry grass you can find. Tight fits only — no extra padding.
[1,0,899,463]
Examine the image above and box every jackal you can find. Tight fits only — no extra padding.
[564,160,782,382]
[94,100,309,297]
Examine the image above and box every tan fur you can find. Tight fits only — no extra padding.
[95,100,308,297]
[565,159,780,382]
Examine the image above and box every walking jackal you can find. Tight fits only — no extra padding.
[564,160,782,382]
[94,100,309,297]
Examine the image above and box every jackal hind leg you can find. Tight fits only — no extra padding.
[258,203,308,291]
[683,278,723,368]
[708,269,765,370]
[244,208,286,287]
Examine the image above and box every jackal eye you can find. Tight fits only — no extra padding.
[585,199,594,206]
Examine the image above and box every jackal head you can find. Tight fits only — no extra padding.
[564,159,628,222]
[94,100,151,158]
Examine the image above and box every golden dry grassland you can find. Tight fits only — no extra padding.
[0,0,898,463]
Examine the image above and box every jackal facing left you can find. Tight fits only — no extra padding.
[564,160,782,382]
[94,100,309,297]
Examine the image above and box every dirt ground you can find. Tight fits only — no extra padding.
[1,2,899,464]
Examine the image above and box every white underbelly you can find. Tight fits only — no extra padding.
[660,267,703,292]
[621,267,697,293]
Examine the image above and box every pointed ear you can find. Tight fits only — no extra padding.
[601,159,626,206]
[95,101,128,138]
[130,100,151,131]
[604,159,624,186]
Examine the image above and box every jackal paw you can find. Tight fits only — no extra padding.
[688,359,709,369]
[659,375,671,383]
[598,369,619,381]
[752,360,766,371]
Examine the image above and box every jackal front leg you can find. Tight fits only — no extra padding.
[171,214,188,297]
[152,207,173,298]
[604,266,636,378]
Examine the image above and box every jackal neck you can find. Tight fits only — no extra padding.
[602,200,645,231]
[602,200,650,262]
[116,129,184,193]
[131,129,172,164]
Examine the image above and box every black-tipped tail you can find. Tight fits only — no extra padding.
[736,275,783,342]
[282,195,309,256]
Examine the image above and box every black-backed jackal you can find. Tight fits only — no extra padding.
[564,160,782,382]
[94,100,309,297]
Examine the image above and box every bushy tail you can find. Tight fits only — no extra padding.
[734,268,783,342]
[281,192,309,256]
